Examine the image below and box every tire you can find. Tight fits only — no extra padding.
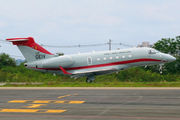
[86,78,92,83]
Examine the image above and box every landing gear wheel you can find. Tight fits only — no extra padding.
[159,65,163,74]
[86,78,92,83]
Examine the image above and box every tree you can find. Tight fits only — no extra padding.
[0,53,16,69]
[153,36,180,55]
[152,36,180,74]
[56,52,64,56]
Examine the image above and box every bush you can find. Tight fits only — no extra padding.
[0,64,180,83]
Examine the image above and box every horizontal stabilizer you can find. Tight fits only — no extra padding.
[6,37,55,62]
[6,37,36,46]
[6,38,29,42]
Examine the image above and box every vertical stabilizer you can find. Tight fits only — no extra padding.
[6,37,57,62]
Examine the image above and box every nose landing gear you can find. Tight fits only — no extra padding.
[159,66,162,74]
[159,64,164,74]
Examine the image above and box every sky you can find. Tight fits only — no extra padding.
[0,0,180,59]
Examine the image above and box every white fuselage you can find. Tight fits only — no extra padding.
[26,47,175,78]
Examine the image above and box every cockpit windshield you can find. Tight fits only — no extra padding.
[154,49,161,53]
[149,49,161,54]
[149,49,156,54]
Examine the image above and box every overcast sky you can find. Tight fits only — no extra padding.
[0,0,180,59]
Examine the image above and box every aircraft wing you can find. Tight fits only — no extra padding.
[59,66,118,77]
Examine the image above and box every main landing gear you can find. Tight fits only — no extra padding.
[86,78,92,83]
[86,75,95,83]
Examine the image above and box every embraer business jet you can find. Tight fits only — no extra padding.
[6,37,176,83]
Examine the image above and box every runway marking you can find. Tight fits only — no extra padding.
[45,110,66,113]
[0,109,66,113]
[24,104,46,108]
[8,100,26,103]
[32,100,50,103]
[69,101,85,104]
[54,101,64,103]
[58,93,78,98]
[0,109,39,113]
[8,100,85,104]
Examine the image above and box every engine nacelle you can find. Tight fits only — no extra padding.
[42,56,73,68]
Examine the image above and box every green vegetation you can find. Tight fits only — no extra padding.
[0,64,180,83]
[1,36,180,87]
[0,62,180,87]
[0,53,16,69]
[2,82,180,87]
[151,36,180,74]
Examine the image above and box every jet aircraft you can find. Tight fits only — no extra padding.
[6,37,176,83]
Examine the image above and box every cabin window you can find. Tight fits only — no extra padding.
[122,55,125,58]
[129,55,132,57]
[103,57,106,60]
[97,58,100,61]
[110,57,112,59]
[116,56,119,59]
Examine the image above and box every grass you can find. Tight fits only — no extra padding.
[1,82,180,87]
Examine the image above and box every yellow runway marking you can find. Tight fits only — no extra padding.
[54,101,65,103]
[8,100,85,104]
[58,93,78,98]
[24,104,46,108]
[46,110,66,113]
[69,101,85,104]
[8,100,26,103]
[0,109,39,113]
[0,109,66,113]
[32,101,50,103]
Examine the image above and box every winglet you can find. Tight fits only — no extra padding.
[59,66,72,75]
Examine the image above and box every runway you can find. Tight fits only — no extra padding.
[0,87,180,120]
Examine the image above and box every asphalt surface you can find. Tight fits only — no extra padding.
[0,87,180,120]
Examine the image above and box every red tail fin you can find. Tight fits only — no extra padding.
[6,37,53,55]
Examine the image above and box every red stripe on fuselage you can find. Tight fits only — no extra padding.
[27,58,165,71]
[65,58,163,70]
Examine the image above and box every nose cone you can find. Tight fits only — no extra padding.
[163,54,176,63]
[168,55,176,62]
[170,56,176,62]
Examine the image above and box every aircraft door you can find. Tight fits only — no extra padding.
[87,57,92,65]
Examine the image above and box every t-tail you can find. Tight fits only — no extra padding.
[6,37,58,62]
